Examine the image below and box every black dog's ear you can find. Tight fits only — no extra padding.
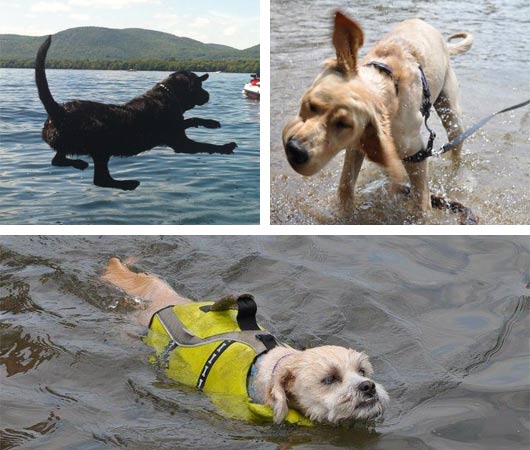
[199,74,209,82]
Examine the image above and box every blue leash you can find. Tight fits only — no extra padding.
[405,81,530,164]
[365,61,529,164]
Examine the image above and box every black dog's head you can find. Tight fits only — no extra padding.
[161,71,210,111]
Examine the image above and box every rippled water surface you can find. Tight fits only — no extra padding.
[0,70,259,224]
[271,0,530,224]
[1,236,529,449]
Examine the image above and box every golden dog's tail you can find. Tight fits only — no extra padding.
[447,32,473,56]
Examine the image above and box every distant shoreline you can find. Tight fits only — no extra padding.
[0,59,259,73]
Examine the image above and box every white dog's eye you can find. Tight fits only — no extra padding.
[359,369,366,376]
[321,375,339,385]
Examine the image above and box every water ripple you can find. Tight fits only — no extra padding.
[0,70,259,224]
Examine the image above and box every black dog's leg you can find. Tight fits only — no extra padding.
[52,153,89,170]
[93,155,140,191]
[170,135,237,155]
[183,118,221,129]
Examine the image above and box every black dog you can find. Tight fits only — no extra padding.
[35,36,237,190]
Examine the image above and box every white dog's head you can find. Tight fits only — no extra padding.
[267,345,389,424]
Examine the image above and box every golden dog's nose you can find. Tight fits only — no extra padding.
[285,138,309,165]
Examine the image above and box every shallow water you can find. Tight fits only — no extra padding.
[0,70,259,224]
[1,236,529,450]
[270,0,530,224]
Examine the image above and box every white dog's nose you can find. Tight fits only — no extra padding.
[358,380,376,396]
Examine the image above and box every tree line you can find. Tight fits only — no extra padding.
[0,58,259,73]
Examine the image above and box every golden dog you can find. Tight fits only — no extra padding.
[282,12,473,212]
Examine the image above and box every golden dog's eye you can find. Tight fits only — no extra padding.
[335,120,352,130]
[308,102,318,113]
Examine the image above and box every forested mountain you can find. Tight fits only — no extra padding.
[0,27,259,72]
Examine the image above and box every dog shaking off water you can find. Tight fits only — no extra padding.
[35,36,237,190]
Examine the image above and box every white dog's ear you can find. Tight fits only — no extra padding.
[360,108,405,183]
[332,11,364,75]
[267,365,295,424]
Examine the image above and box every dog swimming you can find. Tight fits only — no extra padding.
[102,257,389,425]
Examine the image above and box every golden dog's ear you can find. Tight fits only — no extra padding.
[360,110,404,183]
[267,364,295,424]
[332,11,364,75]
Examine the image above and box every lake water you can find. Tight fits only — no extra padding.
[1,235,528,450]
[270,0,530,224]
[0,70,259,225]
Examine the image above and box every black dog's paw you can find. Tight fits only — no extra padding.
[221,142,237,154]
[73,159,89,170]
[203,119,221,129]
[96,179,140,190]
[119,180,140,191]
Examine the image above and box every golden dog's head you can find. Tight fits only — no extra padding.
[282,12,403,182]
[267,345,389,424]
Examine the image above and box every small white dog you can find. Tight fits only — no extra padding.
[103,258,389,425]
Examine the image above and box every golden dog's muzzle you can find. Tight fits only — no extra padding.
[285,137,310,168]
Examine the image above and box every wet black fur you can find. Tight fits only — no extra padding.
[35,35,237,190]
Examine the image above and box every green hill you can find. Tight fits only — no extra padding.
[0,27,259,72]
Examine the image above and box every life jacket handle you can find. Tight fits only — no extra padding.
[200,294,260,331]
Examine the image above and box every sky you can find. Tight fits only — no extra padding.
[0,0,259,49]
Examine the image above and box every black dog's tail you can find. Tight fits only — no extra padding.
[35,35,65,122]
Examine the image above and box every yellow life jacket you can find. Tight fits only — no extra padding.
[143,295,312,426]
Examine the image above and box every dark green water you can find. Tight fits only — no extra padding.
[1,236,528,449]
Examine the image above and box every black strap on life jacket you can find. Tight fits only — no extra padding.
[150,296,284,391]
[196,340,236,390]
[201,294,258,330]
[151,294,279,353]
[201,294,278,351]
[234,294,260,331]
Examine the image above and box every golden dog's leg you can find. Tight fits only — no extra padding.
[434,67,464,163]
[404,159,431,213]
[338,148,365,212]
[102,258,189,326]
